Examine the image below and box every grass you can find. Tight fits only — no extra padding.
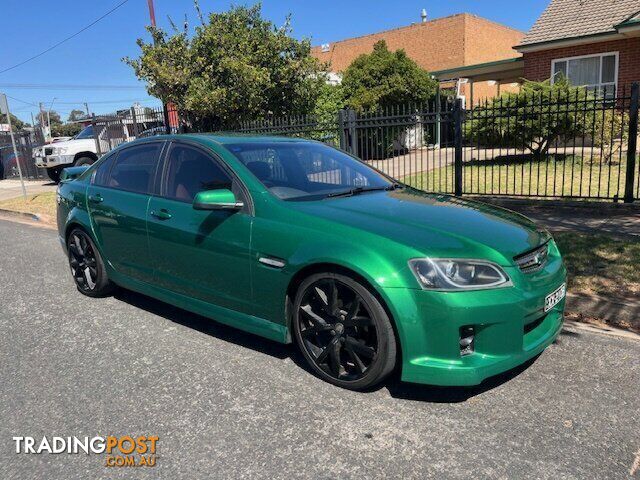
[403,155,637,200]
[553,231,640,300]
[0,192,57,222]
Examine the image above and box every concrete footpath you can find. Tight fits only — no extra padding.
[0,179,56,201]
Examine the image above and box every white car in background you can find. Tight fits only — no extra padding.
[33,124,131,182]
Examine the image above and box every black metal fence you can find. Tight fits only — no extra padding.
[92,83,640,203]
[0,130,46,180]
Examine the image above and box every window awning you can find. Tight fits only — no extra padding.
[431,57,524,83]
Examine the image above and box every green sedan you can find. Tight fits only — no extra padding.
[56,135,567,390]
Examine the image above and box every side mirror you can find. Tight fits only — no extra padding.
[60,165,90,182]
[193,189,243,211]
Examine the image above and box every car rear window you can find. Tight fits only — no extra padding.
[106,143,161,194]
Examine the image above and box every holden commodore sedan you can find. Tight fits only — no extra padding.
[56,135,566,390]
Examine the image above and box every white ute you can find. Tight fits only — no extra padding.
[33,124,131,182]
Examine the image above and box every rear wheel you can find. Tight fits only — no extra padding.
[292,273,397,390]
[67,228,114,297]
[47,167,62,183]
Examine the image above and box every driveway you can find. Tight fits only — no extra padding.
[0,219,638,479]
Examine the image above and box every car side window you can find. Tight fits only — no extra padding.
[93,153,117,187]
[163,144,233,202]
[107,143,161,194]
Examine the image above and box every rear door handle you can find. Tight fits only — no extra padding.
[150,209,172,220]
[88,194,103,204]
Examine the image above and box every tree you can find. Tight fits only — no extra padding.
[340,40,437,111]
[0,113,27,131]
[52,122,82,137]
[36,110,62,127]
[125,3,327,129]
[68,109,85,122]
[464,78,598,159]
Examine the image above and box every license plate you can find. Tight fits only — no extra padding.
[544,283,566,312]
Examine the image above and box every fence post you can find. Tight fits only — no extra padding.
[338,109,357,155]
[453,98,464,196]
[338,109,347,150]
[624,82,639,203]
[91,114,102,156]
[130,107,139,138]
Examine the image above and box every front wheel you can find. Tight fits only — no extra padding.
[67,228,114,297]
[74,156,95,167]
[293,273,397,390]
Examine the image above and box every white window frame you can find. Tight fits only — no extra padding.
[551,51,619,95]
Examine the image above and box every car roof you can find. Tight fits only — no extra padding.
[158,133,316,146]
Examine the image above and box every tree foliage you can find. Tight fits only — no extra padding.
[35,110,61,127]
[340,40,437,111]
[125,3,327,129]
[465,78,600,159]
[0,113,27,131]
[68,109,85,122]
[52,122,82,137]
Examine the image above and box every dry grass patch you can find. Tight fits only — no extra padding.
[0,192,57,224]
[553,231,640,301]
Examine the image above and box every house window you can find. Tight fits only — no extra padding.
[551,52,618,97]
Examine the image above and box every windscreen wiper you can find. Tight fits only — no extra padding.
[325,184,403,198]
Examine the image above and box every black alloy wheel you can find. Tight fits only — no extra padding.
[67,229,113,297]
[293,273,396,390]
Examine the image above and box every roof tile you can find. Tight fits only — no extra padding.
[520,0,640,46]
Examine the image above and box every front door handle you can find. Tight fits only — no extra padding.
[88,194,103,204]
[150,209,172,220]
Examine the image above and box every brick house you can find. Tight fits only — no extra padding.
[311,12,524,105]
[515,0,640,96]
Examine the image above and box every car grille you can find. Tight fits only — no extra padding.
[44,147,53,155]
[514,242,549,273]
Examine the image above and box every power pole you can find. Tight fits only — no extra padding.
[39,102,46,141]
[0,94,27,199]
[147,0,156,27]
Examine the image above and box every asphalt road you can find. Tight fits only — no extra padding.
[0,218,638,479]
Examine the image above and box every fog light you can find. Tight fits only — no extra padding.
[459,326,475,356]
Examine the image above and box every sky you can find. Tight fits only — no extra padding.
[1,0,550,123]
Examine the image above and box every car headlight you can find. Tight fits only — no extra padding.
[53,147,68,154]
[408,258,512,291]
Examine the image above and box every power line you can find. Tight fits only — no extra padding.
[4,94,39,108]
[0,0,130,75]
[0,83,145,91]
[55,98,159,105]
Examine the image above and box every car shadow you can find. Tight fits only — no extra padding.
[113,287,544,403]
[114,288,296,361]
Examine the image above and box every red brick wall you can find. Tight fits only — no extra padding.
[523,37,640,94]
[311,13,523,73]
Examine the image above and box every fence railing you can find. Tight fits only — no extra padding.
[91,83,640,203]
[0,131,46,180]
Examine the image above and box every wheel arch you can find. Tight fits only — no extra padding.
[284,262,403,366]
[73,151,98,164]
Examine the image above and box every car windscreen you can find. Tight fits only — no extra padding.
[225,142,392,200]
[74,125,94,139]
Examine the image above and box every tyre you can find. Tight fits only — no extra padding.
[74,156,95,167]
[47,167,62,183]
[67,228,114,297]
[292,272,397,390]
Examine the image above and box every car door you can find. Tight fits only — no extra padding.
[147,141,254,314]
[87,141,164,284]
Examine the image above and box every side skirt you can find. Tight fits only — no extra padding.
[109,270,290,344]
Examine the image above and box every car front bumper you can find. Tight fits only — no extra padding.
[34,155,74,168]
[382,262,567,386]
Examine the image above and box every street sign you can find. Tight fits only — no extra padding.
[0,94,8,115]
